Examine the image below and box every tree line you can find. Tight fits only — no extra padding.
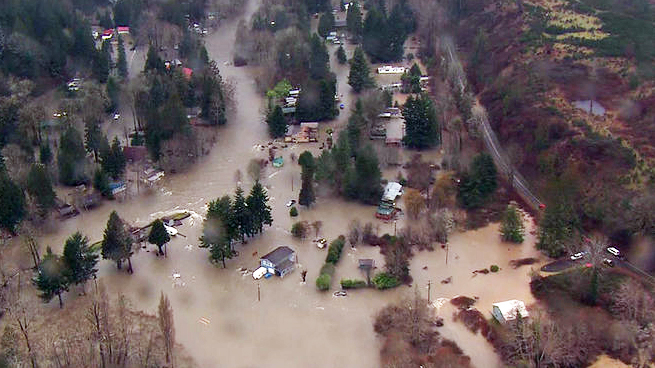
[200,181,273,267]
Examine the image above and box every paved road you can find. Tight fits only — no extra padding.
[443,38,543,210]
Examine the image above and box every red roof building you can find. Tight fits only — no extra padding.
[182,67,193,79]
[101,29,114,39]
[117,26,130,34]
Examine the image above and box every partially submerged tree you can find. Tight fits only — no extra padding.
[33,247,69,308]
[500,204,525,243]
[348,47,374,93]
[158,292,175,367]
[62,232,98,292]
[25,163,56,218]
[101,211,134,273]
[148,219,171,256]
[299,151,316,207]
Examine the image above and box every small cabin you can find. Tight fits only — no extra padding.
[492,300,529,324]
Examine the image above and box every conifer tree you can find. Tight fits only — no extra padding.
[298,151,316,207]
[33,247,69,308]
[346,2,363,43]
[101,211,134,273]
[500,204,525,243]
[246,181,273,234]
[25,163,56,218]
[231,187,251,242]
[402,94,440,149]
[117,34,128,78]
[148,219,171,256]
[348,47,374,93]
[62,231,98,290]
[266,105,287,138]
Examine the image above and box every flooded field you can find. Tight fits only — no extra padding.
[13,2,548,367]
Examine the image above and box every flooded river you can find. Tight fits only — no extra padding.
[18,2,547,367]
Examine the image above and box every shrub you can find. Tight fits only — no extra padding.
[320,263,335,276]
[490,265,499,272]
[325,235,346,264]
[291,221,308,238]
[340,279,368,289]
[289,206,298,217]
[316,274,331,291]
[373,272,400,290]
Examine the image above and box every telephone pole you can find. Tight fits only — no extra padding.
[257,283,261,302]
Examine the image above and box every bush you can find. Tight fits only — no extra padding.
[289,206,298,217]
[325,235,346,264]
[316,274,331,290]
[320,263,335,276]
[291,221,308,238]
[490,265,499,272]
[373,272,400,290]
[340,279,368,289]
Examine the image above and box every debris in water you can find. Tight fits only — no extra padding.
[441,276,452,284]
[172,273,181,279]
[422,266,428,270]
[184,244,193,251]
[199,317,210,325]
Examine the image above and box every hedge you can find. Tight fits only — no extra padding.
[340,279,368,289]
[316,274,331,291]
[289,206,298,217]
[373,272,400,290]
[490,265,499,272]
[325,235,346,264]
[320,263,335,276]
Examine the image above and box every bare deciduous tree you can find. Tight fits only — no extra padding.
[348,220,361,247]
[158,292,175,367]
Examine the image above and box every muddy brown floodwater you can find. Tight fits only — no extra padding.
[18,2,547,367]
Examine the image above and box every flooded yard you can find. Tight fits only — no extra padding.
[17,2,546,367]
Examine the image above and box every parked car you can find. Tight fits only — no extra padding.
[286,199,296,207]
[333,290,347,297]
[315,238,327,249]
[606,247,620,257]
[113,113,120,120]
[570,252,587,261]
[603,258,614,267]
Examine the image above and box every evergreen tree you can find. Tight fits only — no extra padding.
[346,2,363,43]
[199,62,227,126]
[201,196,235,267]
[84,119,106,162]
[500,204,525,243]
[145,45,164,72]
[348,47,374,93]
[362,7,389,62]
[309,33,329,80]
[117,35,128,78]
[92,40,111,83]
[231,187,251,242]
[62,232,98,289]
[101,211,134,273]
[298,151,316,206]
[402,94,440,149]
[347,100,365,154]
[26,164,56,218]
[107,76,120,112]
[246,181,273,234]
[457,153,498,209]
[93,168,112,197]
[40,144,52,164]
[58,126,88,185]
[352,145,382,204]
[537,181,579,258]
[33,247,68,308]
[0,173,25,232]
[101,137,126,179]
[148,219,171,256]
[266,105,287,138]
[401,63,422,93]
[318,12,335,37]
[336,45,347,64]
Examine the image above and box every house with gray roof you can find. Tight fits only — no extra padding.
[260,246,296,277]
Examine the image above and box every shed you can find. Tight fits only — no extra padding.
[492,300,529,324]
[260,246,296,277]
[358,259,375,269]
[117,26,130,35]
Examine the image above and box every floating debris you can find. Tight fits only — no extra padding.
[199,317,210,325]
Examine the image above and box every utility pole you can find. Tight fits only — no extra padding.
[394,220,397,237]
[257,283,260,302]
[445,243,449,265]
[427,280,431,304]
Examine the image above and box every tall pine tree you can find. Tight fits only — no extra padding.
[266,105,287,138]
[246,181,273,234]
[117,34,128,78]
[149,219,171,256]
[231,187,251,242]
[348,47,374,93]
[298,151,316,206]
[347,2,363,43]
[101,211,134,273]
[402,94,440,149]
[26,163,56,218]
[62,232,98,290]
[33,247,69,308]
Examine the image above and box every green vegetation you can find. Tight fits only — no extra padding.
[325,235,346,264]
[33,248,68,308]
[101,211,135,273]
[372,272,400,289]
[58,126,88,185]
[340,279,368,289]
[298,151,316,207]
[100,137,126,180]
[0,171,25,232]
[400,63,423,93]
[500,204,525,243]
[348,47,375,93]
[403,94,441,149]
[347,2,363,43]
[362,1,415,62]
[266,105,287,138]
[148,219,171,256]
[316,263,336,291]
[490,265,499,272]
[318,12,335,37]
[289,206,298,217]
[291,221,309,238]
[458,153,497,209]
[336,45,348,64]
[25,164,56,218]
[62,231,99,289]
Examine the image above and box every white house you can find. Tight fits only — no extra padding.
[492,300,529,324]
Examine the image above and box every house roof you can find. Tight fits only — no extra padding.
[182,67,193,78]
[385,119,405,144]
[493,300,529,321]
[261,246,294,265]
[383,182,403,201]
[102,29,114,36]
[276,259,294,272]
[117,26,130,33]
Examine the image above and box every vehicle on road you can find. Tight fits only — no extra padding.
[333,290,347,297]
[286,199,296,207]
[603,258,614,267]
[607,247,620,257]
[570,252,587,261]
[314,238,327,249]
[113,113,120,120]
